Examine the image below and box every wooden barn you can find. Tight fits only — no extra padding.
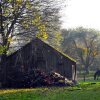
[4,38,77,87]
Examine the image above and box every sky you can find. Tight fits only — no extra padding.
[61,0,100,30]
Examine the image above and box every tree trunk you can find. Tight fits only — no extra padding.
[0,54,7,87]
[85,67,89,74]
[83,73,86,82]
[83,67,89,82]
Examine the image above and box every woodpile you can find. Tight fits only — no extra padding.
[7,69,74,88]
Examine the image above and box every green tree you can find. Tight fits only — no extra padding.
[0,0,63,86]
[61,27,100,77]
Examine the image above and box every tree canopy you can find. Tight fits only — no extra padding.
[0,0,63,54]
[61,27,100,74]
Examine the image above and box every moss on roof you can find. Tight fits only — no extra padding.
[38,38,76,62]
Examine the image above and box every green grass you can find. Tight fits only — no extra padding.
[0,82,100,100]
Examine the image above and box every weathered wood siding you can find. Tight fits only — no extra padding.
[6,38,76,80]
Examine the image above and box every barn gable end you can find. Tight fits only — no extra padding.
[6,38,77,82]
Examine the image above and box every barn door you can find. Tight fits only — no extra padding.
[72,65,75,81]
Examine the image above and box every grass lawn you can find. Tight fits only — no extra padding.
[0,82,100,100]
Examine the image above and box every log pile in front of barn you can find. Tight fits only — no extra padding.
[6,69,75,88]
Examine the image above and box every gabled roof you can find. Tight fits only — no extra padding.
[8,37,76,63]
[38,38,76,62]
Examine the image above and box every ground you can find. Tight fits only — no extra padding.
[0,81,100,100]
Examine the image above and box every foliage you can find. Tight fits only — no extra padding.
[47,32,63,50]
[0,0,63,55]
[61,27,100,74]
[0,45,7,54]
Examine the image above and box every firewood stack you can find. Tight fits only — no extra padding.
[7,69,74,88]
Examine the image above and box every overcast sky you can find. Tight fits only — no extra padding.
[61,0,100,30]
